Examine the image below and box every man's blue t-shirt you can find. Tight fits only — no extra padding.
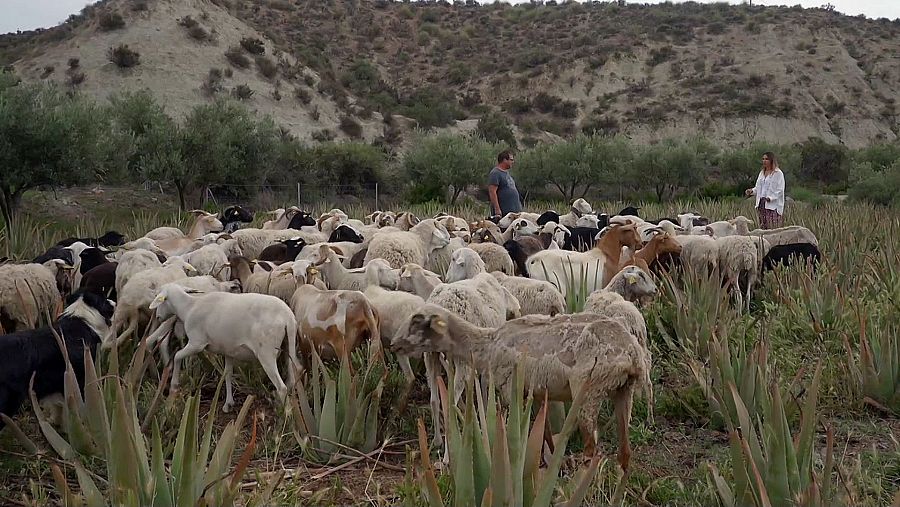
[488,167,522,215]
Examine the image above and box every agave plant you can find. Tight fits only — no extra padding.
[416,364,621,507]
[289,347,386,463]
[536,258,602,314]
[3,329,259,507]
[844,309,900,415]
[708,364,849,507]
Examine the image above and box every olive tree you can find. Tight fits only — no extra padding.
[401,133,499,204]
[0,74,110,227]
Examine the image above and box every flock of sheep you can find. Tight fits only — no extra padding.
[0,198,822,472]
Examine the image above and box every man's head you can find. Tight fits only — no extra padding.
[497,150,515,170]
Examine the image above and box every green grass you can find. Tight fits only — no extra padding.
[1,189,899,506]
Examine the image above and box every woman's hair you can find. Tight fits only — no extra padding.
[763,151,778,169]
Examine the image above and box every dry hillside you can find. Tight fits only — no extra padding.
[3,0,900,147]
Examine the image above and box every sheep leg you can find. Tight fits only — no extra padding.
[612,387,635,473]
[395,355,415,414]
[223,358,235,413]
[114,315,138,347]
[424,352,444,449]
[258,351,289,406]
[171,341,206,394]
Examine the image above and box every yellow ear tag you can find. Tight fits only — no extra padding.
[628,277,637,285]
[434,319,447,328]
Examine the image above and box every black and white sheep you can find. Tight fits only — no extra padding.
[762,243,821,272]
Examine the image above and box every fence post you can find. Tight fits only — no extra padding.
[374,183,379,212]
[297,182,301,208]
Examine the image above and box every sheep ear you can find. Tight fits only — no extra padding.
[149,294,166,310]
[429,315,448,332]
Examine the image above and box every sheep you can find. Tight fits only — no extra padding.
[263,207,301,230]
[220,205,254,233]
[762,243,822,272]
[366,211,397,228]
[526,224,643,297]
[598,265,660,304]
[0,290,114,428]
[466,242,516,276]
[143,210,224,242]
[498,212,541,230]
[558,198,594,228]
[445,248,486,283]
[470,219,502,244]
[258,238,307,263]
[290,284,381,362]
[77,248,111,277]
[393,305,649,470]
[32,246,74,266]
[490,271,565,317]
[675,235,720,275]
[748,226,819,249]
[229,255,304,304]
[569,226,601,252]
[427,273,521,328]
[304,244,399,291]
[575,214,601,229]
[538,222,572,250]
[0,262,65,333]
[621,232,683,274]
[81,262,118,300]
[56,231,126,249]
[398,264,442,299]
[702,216,753,238]
[716,235,766,312]
[115,249,163,296]
[180,242,232,281]
[500,218,540,243]
[503,237,544,277]
[328,224,365,244]
[231,228,328,260]
[147,284,300,412]
[363,219,451,270]
[103,257,197,348]
[536,210,561,226]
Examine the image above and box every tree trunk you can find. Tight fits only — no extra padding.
[450,186,462,205]
[174,181,187,211]
[0,187,24,230]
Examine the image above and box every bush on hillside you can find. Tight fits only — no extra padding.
[475,111,516,148]
[240,37,266,55]
[339,115,363,139]
[98,11,126,31]
[256,56,277,79]
[231,84,254,100]
[225,47,251,68]
[108,45,141,68]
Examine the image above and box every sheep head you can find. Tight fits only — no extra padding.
[391,305,456,356]
[571,198,593,216]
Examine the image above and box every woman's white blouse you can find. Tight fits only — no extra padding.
[753,168,785,215]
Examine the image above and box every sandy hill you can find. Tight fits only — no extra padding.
[3,0,899,148]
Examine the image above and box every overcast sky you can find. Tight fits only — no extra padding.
[2,0,898,34]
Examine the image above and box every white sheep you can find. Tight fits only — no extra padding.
[427,272,521,329]
[147,284,300,412]
[229,256,304,304]
[445,248,485,283]
[115,249,163,296]
[675,235,719,275]
[466,243,516,276]
[104,257,197,348]
[304,244,399,291]
[598,265,660,304]
[180,243,231,281]
[490,271,565,317]
[748,225,818,249]
[559,198,594,228]
[575,214,601,229]
[143,210,221,241]
[498,212,541,230]
[436,215,471,242]
[716,235,766,312]
[702,216,753,238]
[231,228,327,260]
[398,263,442,299]
[0,262,65,332]
[363,219,451,269]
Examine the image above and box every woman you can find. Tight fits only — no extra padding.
[745,151,785,229]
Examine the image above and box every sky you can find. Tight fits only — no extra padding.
[2,0,898,34]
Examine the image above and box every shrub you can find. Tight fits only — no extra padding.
[231,84,253,100]
[505,97,532,114]
[581,115,620,136]
[201,68,224,96]
[312,128,335,142]
[223,67,233,78]
[66,71,86,87]
[294,86,312,104]
[647,45,676,66]
[532,92,561,114]
[178,15,199,29]
[131,0,148,11]
[108,44,141,68]
[240,37,266,55]
[475,111,516,148]
[339,115,363,139]
[225,46,250,68]
[187,24,210,41]
[40,66,54,79]
[255,56,277,79]
[68,58,80,69]
[98,11,126,31]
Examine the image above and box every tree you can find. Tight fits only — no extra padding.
[0,74,110,227]
[630,139,710,202]
[475,111,517,149]
[401,133,497,204]
[517,135,630,200]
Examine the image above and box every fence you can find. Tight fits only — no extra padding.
[201,183,384,214]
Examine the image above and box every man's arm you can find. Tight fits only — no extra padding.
[488,184,500,215]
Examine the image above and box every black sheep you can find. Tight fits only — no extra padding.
[0,290,114,428]
[81,262,118,300]
[221,205,254,233]
[762,243,821,272]
[349,248,368,269]
[258,238,308,263]
[287,210,316,230]
[33,246,75,265]
[569,227,601,252]
[56,231,126,249]
[503,237,544,277]
[328,224,364,243]
[78,248,112,275]
[618,206,641,217]
[536,211,561,226]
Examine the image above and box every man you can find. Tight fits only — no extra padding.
[487,150,522,217]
